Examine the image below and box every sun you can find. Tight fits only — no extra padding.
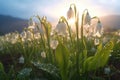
[43,1,105,26]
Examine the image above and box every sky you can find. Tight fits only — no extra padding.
[0,0,120,23]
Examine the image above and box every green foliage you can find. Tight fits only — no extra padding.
[0,62,6,80]
[55,42,70,80]
[33,62,59,79]
[0,5,119,80]
[17,68,32,80]
[83,40,114,72]
[0,62,4,71]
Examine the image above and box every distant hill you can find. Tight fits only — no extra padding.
[100,15,120,32]
[0,14,120,35]
[0,15,28,35]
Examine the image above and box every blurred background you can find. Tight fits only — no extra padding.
[0,0,120,35]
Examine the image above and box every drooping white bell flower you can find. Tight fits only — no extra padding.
[67,7,75,19]
[93,31,101,38]
[95,21,102,34]
[20,31,27,42]
[10,33,19,44]
[55,22,67,37]
[50,40,59,50]
[104,67,110,74]
[93,21,103,38]
[28,25,35,30]
[94,38,100,45]
[83,24,91,37]
[34,33,41,39]
[19,55,24,64]
[26,31,34,41]
[28,22,40,35]
[41,51,46,58]
[28,19,45,35]
[118,31,120,36]
[84,12,91,25]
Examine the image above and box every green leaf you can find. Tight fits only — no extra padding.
[55,43,70,80]
[17,68,32,79]
[79,49,87,64]
[99,41,114,67]
[0,62,4,71]
[83,41,114,72]
[83,56,94,72]
[0,62,7,80]
[32,62,59,78]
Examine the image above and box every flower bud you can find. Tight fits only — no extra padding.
[95,21,103,34]
[84,11,91,25]
[67,7,74,19]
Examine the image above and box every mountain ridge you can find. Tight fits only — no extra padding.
[100,15,120,31]
[0,14,120,35]
[0,15,28,35]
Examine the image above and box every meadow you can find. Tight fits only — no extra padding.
[0,3,120,80]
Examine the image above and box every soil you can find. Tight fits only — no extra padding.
[0,53,22,72]
[0,53,120,80]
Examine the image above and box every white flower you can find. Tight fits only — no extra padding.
[94,38,100,45]
[91,47,96,52]
[28,25,35,30]
[93,31,101,38]
[11,33,19,44]
[109,54,112,57]
[118,31,120,36]
[67,7,74,19]
[41,51,46,58]
[20,31,27,42]
[28,19,35,26]
[26,31,34,41]
[19,56,24,64]
[104,67,110,74]
[84,12,91,25]
[93,21,103,38]
[34,33,41,39]
[55,22,67,37]
[50,40,59,49]
[28,19,45,35]
[95,21,103,34]
[83,24,91,37]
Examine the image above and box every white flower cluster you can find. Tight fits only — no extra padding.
[67,5,104,45]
